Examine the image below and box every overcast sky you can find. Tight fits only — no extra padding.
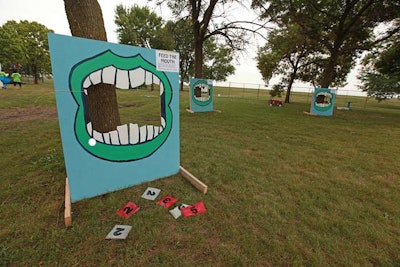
[0,0,360,90]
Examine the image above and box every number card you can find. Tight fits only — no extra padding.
[181,201,207,217]
[116,202,140,218]
[105,225,132,240]
[169,203,189,219]
[141,187,161,200]
[157,195,178,208]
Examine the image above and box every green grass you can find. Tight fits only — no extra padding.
[1,80,400,266]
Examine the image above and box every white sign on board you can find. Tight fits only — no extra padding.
[156,50,179,72]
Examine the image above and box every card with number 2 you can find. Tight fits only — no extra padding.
[116,202,140,218]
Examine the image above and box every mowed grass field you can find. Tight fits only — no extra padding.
[1,80,399,266]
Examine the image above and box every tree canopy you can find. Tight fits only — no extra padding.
[115,4,165,48]
[0,20,53,83]
[359,20,400,100]
[252,0,400,90]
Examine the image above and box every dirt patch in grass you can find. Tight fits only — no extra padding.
[0,106,57,122]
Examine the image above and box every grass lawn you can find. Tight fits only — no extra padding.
[1,81,399,266]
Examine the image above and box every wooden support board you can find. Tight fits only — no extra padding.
[303,111,318,116]
[180,166,208,194]
[186,108,221,114]
[65,177,72,227]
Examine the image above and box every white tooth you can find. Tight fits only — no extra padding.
[153,126,159,137]
[109,130,120,144]
[103,132,111,144]
[140,126,147,143]
[129,123,139,144]
[160,83,164,96]
[129,68,145,88]
[90,70,102,85]
[83,89,88,95]
[86,122,93,136]
[83,77,92,88]
[161,117,166,128]
[145,71,153,85]
[116,69,130,89]
[117,124,129,145]
[93,130,104,142]
[153,76,160,85]
[146,125,154,140]
[159,125,163,133]
[102,66,116,85]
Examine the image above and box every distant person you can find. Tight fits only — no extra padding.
[11,71,22,87]
[0,73,12,89]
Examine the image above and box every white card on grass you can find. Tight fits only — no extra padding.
[169,203,189,219]
[141,187,161,200]
[105,225,132,240]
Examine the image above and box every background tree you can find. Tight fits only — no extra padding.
[0,21,24,71]
[256,24,315,103]
[155,0,263,78]
[359,21,400,101]
[115,6,185,88]
[164,19,194,90]
[115,4,165,48]
[64,0,120,133]
[203,38,235,81]
[114,6,236,89]
[0,20,52,84]
[252,0,400,89]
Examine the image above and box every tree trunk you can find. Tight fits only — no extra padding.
[180,78,184,91]
[33,65,38,84]
[285,73,296,103]
[64,0,121,133]
[193,18,203,78]
[64,0,107,41]
[194,39,203,78]
[320,43,341,88]
[320,57,337,89]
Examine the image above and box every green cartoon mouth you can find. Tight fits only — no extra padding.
[314,91,332,112]
[69,50,173,162]
[192,80,212,106]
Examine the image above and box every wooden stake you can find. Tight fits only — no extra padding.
[64,177,72,227]
[180,166,208,194]
[303,111,318,116]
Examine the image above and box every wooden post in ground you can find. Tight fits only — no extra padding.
[179,166,208,194]
[65,177,72,227]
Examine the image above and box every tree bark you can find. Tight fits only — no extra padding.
[194,37,204,78]
[285,72,296,103]
[64,0,121,133]
[191,0,218,79]
[64,0,107,41]
[320,48,340,89]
